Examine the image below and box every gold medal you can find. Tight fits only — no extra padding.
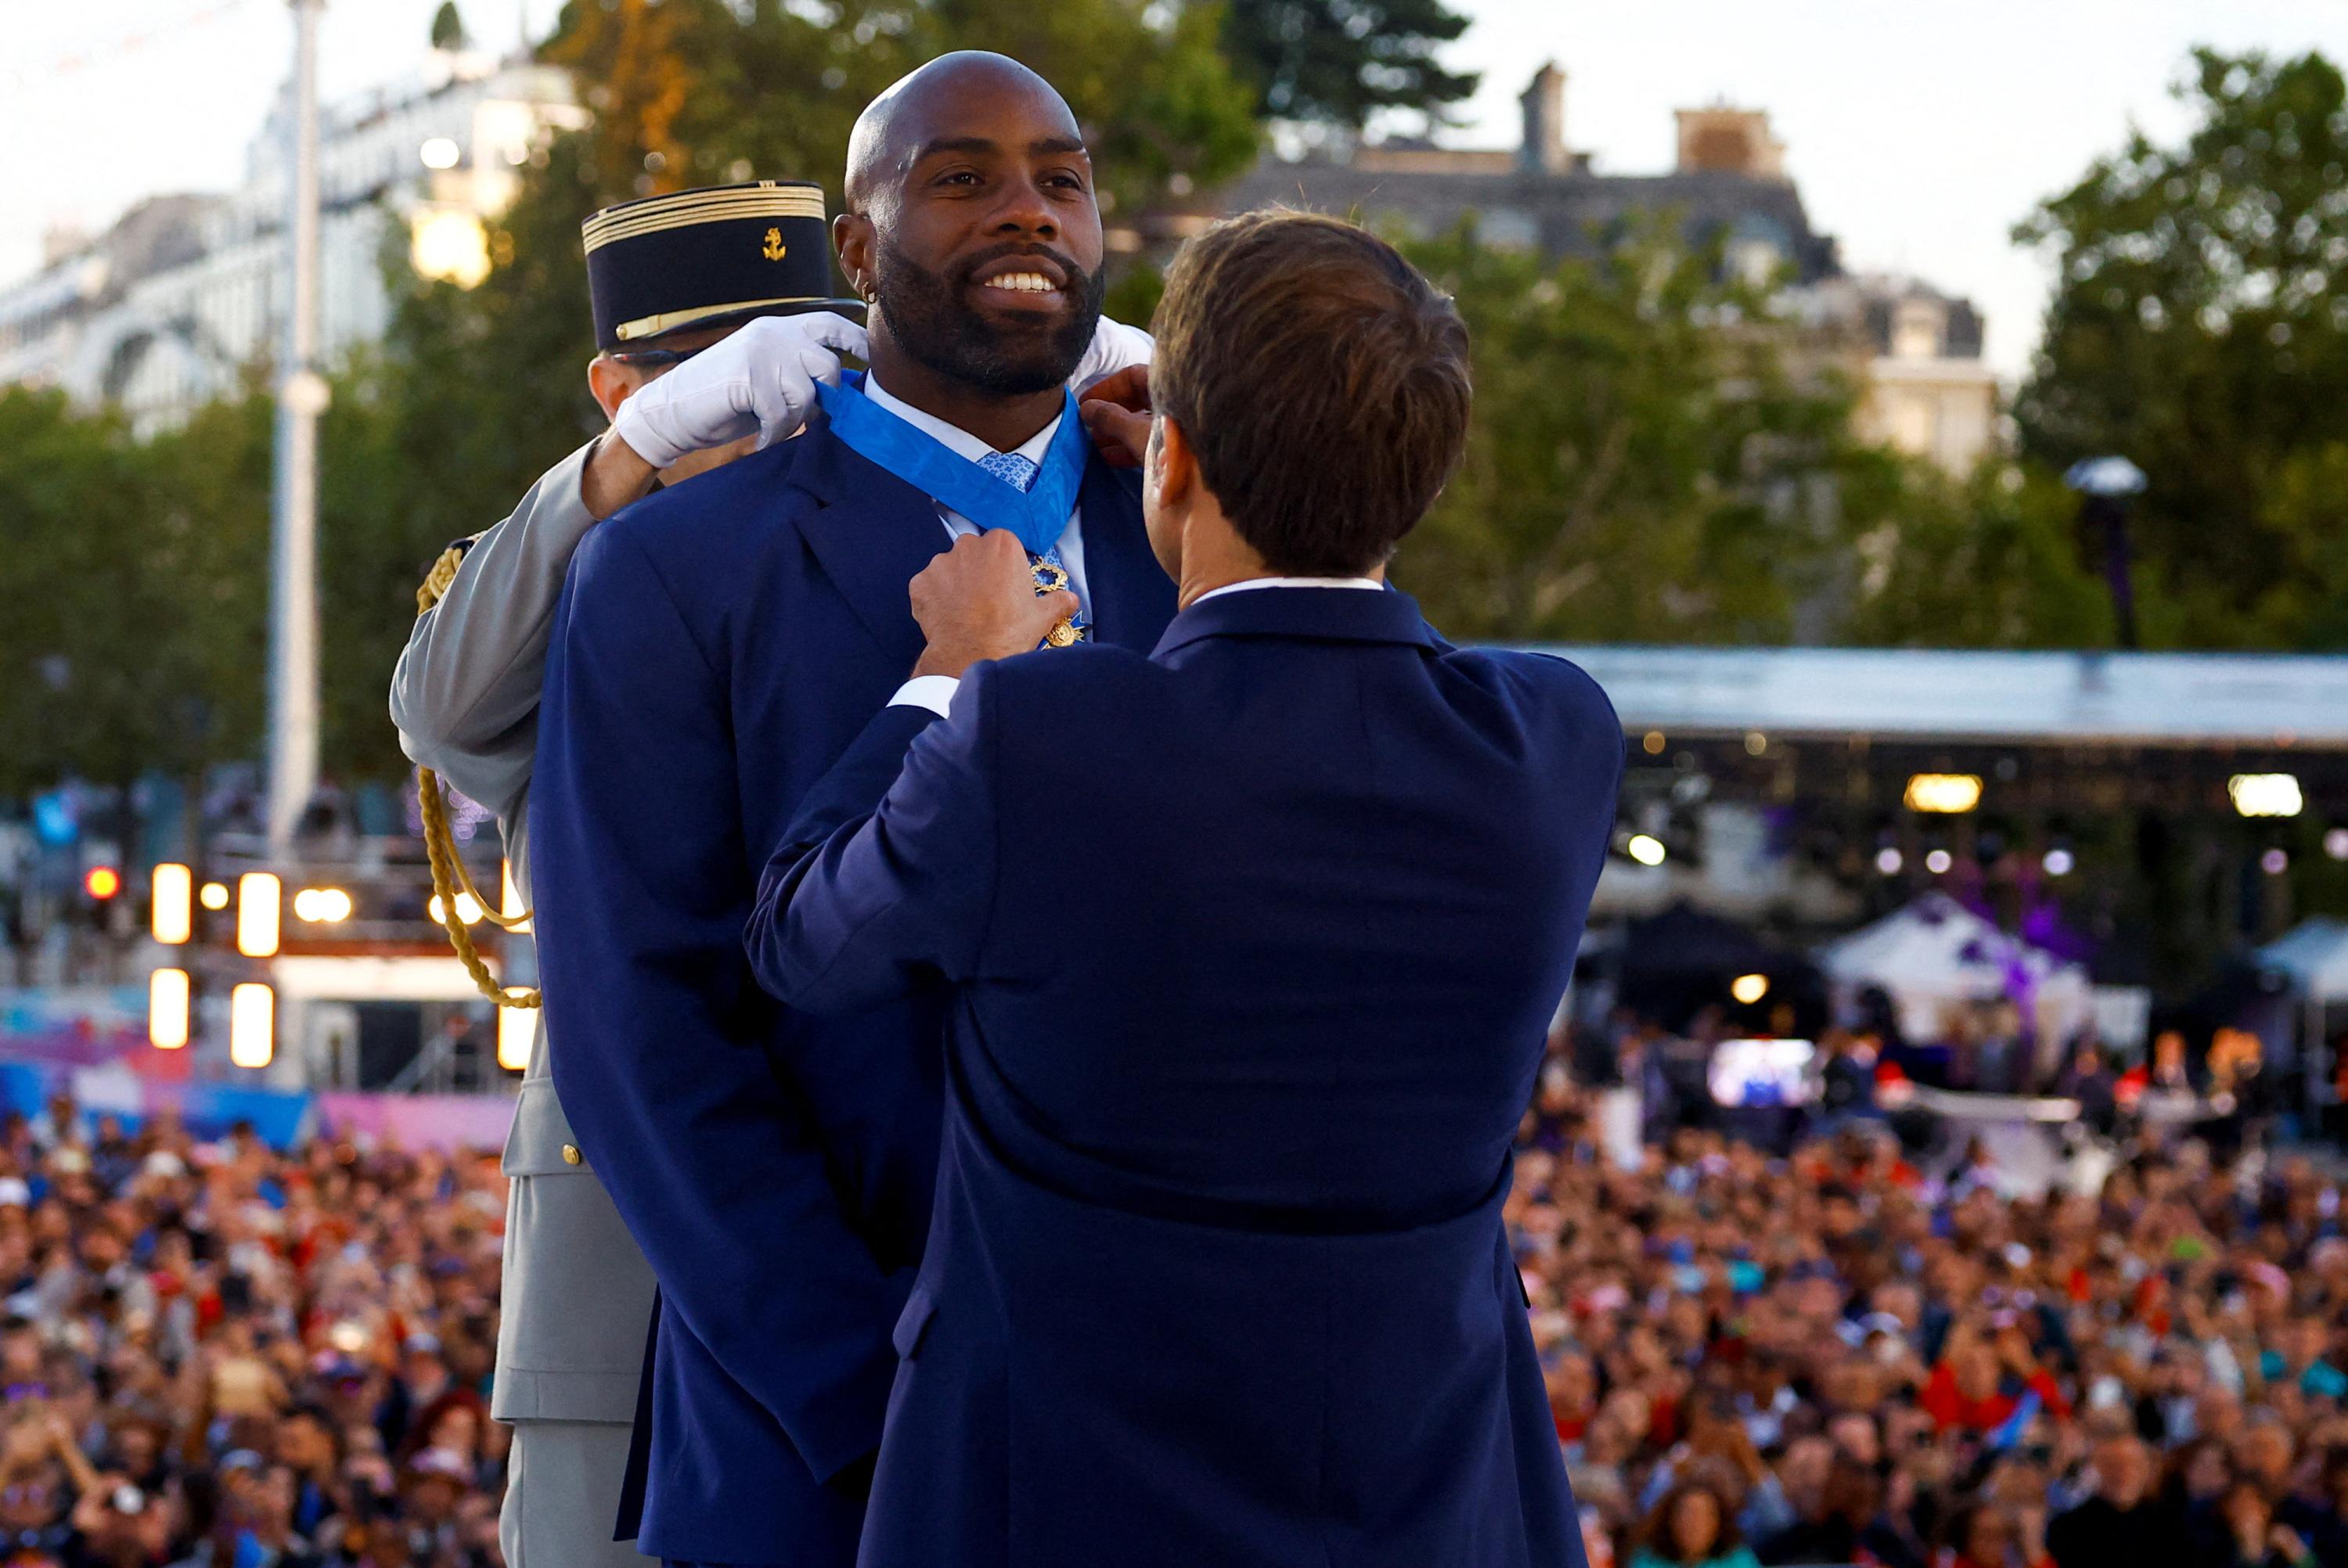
[1029,559,1084,646]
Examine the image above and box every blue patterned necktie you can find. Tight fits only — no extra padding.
[975,449,1089,646]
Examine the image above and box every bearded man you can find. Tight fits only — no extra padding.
[527,53,1176,1568]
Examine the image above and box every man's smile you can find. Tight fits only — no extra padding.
[967,252,1071,307]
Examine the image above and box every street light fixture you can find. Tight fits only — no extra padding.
[2064,456,2148,651]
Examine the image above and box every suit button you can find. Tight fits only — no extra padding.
[561,1144,582,1166]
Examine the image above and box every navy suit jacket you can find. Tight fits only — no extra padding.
[747,585,1622,1567]
[528,412,1176,1564]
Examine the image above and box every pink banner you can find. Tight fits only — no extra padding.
[317,1091,515,1153]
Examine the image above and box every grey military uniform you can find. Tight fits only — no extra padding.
[390,439,654,1568]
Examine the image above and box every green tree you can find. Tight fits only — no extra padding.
[1219,0,1476,128]
[542,0,1257,218]
[430,2,467,52]
[0,387,268,803]
[1841,463,2112,648]
[1396,223,1897,646]
[2015,47,2348,649]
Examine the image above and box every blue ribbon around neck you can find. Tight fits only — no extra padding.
[816,376,1086,556]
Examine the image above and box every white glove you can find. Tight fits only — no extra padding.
[610,311,868,469]
[1069,317,1154,394]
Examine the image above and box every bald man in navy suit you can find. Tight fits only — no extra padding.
[748,210,1620,1567]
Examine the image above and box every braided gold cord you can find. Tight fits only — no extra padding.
[416,536,538,1009]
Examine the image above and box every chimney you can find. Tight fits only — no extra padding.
[1518,63,1568,175]
[41,221,92,268]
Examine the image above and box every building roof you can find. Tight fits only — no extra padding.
[1219,159,1842,282]
[1529,645,2348,748]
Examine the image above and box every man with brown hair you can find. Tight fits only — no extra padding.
[744,209,1622,1566]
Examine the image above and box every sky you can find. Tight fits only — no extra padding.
[5,0,2346,380]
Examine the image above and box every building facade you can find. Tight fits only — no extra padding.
[0,50,583,436]
[1215,64,2000,473]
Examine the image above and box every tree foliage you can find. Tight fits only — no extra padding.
[542,0,1259,219]
[0,388,268,798]
[1219,0,1477,128]
[2015,47,2348,649]
[1840,465,2111,649]
[1398,224,1908,646]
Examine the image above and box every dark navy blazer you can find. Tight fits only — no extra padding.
[747,585,1622,1567]
[528,412,1176,1565]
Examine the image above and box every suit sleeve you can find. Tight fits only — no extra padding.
[532,523,907,1483]
[388,439,602,822]
[745,663,1003,1016]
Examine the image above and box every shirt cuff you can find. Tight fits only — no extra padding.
[888,674,960,718]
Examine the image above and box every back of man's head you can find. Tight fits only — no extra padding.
[1151,211,1470,577]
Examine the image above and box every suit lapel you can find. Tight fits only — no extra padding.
[786,416,953,675]
[1077,458,1177,652]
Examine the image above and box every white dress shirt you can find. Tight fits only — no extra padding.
[890,576,1384,717]
[861,376,1091,616]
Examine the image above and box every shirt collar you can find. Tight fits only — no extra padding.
[1189,576,1385,606]
[1153,581,1436,660]
[862,374,1061,467]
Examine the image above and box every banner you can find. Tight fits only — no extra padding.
[317,1092,514,1153]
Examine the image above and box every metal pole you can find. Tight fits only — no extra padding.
[267,0,327,855]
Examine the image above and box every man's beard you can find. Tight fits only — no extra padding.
[872,237,1106,397]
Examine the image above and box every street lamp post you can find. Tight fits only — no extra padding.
[2064,455,2148,653]
[266,0,328,855]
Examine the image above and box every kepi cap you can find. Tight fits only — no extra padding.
[582,179,862,351]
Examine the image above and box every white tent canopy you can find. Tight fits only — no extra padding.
[1819,892,2096,1047]
[2259,919,2348,1004]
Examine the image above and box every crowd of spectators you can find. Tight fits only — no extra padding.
[1516,1044,2348,1568]
[9,1016,2348,1568]
[1,1095,506,1568]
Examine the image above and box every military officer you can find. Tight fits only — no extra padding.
[387,178,1148,1568]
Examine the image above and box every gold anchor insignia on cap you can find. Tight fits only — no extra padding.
[762,226,787,261]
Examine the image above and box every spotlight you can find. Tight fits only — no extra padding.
[1730,973,1770,1005]
[1905,774,1983,814]
[2229,774,2303,818]
[427,893,486,926]
[151,864,193,944]
[1874,847,1903,876]
[1925,849,1954,875]
[148,969,190,1051]
[236,872,281,958]
[294,887,354,924]
[2043,848,2076,877]
[1626,834,1667,868]
[498,998,534,1072]
[229,984,274,1069]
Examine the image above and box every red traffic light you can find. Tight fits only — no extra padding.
[85,866,121,900]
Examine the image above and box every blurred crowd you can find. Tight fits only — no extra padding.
[1517,1047,2348,1568]
[10,1023,2348,1568]
[1,1095,506,1568]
